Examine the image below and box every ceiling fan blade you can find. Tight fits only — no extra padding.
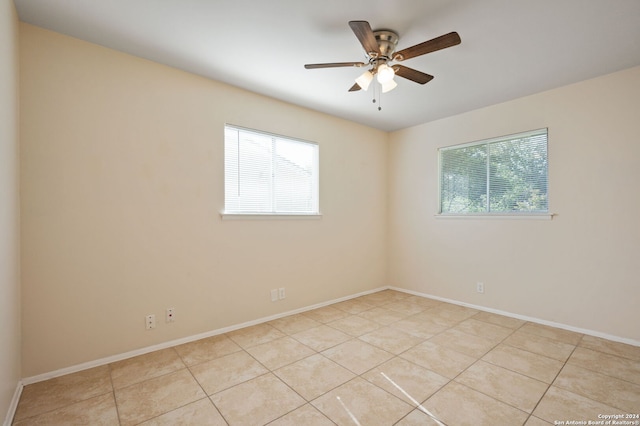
[393,65,434,84]
[348,83,361,92]
[393,32,461,61]
[305,62,366,69]
[348,21,381,56]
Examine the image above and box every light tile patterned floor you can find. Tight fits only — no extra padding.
[13,290,640,425]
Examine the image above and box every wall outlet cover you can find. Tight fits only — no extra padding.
[145,314,156,330]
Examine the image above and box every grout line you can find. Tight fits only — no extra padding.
[208,396,231,426]
[434,332,528,415]
[106,364,122,426]
[526,343,580,423]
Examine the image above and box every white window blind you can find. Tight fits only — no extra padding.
[224,125,319,215]
[439,128,548,214]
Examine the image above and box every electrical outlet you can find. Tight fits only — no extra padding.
[278,287,286,300]
[476,282,484,294]
[145,314,156,330]
[271,289,278,302]
[166,308,175,323]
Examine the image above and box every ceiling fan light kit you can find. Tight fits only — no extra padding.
[381,79,397,93]
[355,70,374,91]
[376,63,395,84]
[304,20,461,109]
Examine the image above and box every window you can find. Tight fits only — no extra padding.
[224,125,319,215]
[439,128,548,215]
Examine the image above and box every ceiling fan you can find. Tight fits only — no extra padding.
[305,21,461,93]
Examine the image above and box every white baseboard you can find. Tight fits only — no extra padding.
[21,284,639,386]
[389,286,640,347]
[21,287,385,386]
[3,380,23,426]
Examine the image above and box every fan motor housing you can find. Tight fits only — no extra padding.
[373,30,399,59]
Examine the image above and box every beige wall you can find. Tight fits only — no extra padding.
[18,18,640,379]
[0,0,21,418]
[389,66,640,342]
[20,24,389,377]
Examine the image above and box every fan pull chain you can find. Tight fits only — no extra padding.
[370,81,383,111]
[372,82,377,105]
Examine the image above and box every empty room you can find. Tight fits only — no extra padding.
[1,0,639,424]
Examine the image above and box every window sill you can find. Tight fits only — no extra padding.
[220,212,323,220]
[435,213,555,220]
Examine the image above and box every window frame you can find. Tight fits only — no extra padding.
[437,128,552,219]
[221,124,321,219]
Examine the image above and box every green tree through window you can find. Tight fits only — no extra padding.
[439,129,548,214]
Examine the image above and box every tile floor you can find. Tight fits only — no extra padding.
[12,290,640,425]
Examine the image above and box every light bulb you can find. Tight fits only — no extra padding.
[376,63,395,83]
[381,79,398,93]
[355,70,373,91]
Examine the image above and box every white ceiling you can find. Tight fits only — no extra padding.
[14,0,640,131]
